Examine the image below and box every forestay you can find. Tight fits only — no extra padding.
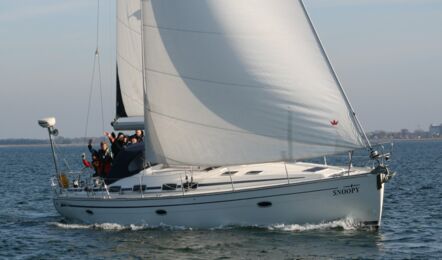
[140,0,367,166]
[116,0,144,118]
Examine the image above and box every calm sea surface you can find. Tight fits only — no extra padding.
[0,141,441,259]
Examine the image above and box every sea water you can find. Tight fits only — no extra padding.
[0,141,441,259]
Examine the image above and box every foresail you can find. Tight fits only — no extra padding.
[116,0,144,117]
[141,0,367,166]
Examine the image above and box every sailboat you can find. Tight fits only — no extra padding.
[39,0,394,228]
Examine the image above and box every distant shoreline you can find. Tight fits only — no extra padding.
[0,137,105,147]
[0,137,441,148]
[372,138,442,144]
[0,143,87,148]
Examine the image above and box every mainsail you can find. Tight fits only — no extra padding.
[139,0,368,166]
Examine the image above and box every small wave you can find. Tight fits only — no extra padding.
[267,217,361,232]
[49,217,368,232]
[49,222,137,230]
[48,222,192,231]
[50,222,95,229]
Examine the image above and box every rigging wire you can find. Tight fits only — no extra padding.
[96,0,105,133]
[84,54,97,140]
[97,50,105,133]
[84,0,105,143]
[107,0,114,109]
[53,143,72,171]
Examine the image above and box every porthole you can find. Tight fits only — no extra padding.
[86,209,94,215]
[156,209,167,215]
[257,201,272,208]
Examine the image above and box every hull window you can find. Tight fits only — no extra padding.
[162,183,178,190]
[257,201,272,208]
[109,186,121,193]
[156,209,167,215]
[133,185,147,192]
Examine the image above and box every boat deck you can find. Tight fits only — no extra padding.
[56,162,372,200]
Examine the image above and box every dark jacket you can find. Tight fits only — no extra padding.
[88,145,113,176]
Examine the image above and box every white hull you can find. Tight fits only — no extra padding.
[53,164,384,228]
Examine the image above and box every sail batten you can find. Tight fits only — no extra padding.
[144,67,286,90]
[147,107,362,149]
[117,52,142,73]
[138,0,367,166]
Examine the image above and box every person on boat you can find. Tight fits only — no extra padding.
[80,150,102,177]
[128,135,138,146]
[134,129,144,142]
[104,131,127,157]
[91,151,103,177]
[81,153,92,168]
[81,152,102,177]
[88,139,113,177]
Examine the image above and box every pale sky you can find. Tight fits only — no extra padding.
[0,0,441,139]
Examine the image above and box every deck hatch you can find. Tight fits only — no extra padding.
[221,171,238,176]
[303,166,327,172]
[246,170,262,175]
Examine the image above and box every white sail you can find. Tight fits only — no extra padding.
[116,0,144,117]
[141,0,367,166]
